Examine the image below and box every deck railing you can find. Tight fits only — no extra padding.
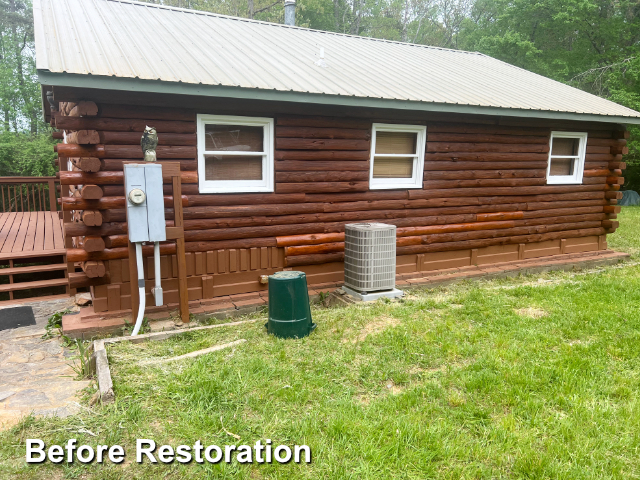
[0,177,58,213]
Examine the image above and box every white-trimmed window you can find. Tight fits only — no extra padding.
[197,114,274,193]
[369,123,426,189]
[546,131,588,185]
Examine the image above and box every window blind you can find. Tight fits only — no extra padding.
[372,157,413,178]
[375,131,417,155]
[205,155,263,181]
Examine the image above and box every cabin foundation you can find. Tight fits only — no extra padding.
[61,248,629,338]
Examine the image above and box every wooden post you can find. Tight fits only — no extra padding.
[128,240,139,322]
[59,158,75,296]
[171,171,189,323]
[8,259,13,300]
[48,178,57,212]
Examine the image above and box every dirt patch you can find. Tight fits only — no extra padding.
[353,393,373,406]
[515,307,548,319]
[491,277,573,290]
[353,315,400,343]
[250,468,264,479]
[410,309,442,320]
[385,381,404,395]
[431,293,454,304]
[410,357,475,378]
[401,293,420,301]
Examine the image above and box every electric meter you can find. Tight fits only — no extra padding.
[128,188,146,205]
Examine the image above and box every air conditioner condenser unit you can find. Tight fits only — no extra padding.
[342,223,403,301]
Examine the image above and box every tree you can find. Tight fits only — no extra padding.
[0,0,55,177]
[458,0,640,190]
[138,0,285,22]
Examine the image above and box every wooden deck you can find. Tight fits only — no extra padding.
[0,212,68,299]
[0,211,65,257]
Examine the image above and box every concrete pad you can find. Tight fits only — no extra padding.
[342,286,404,302]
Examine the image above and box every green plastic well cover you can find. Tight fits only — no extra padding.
[267,271,316,339]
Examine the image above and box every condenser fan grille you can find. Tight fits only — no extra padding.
[344,223,396,293]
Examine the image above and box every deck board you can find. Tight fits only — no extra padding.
[0,213,9,233]
[0,213,12,249]
[44,210,54,251]
[0,213,18,251]
[0,212,64,259]
[12,212,30,254]
[52,212,64,249]
[23,212,38,252]
[34,211,45,252]
[1,212,24,253]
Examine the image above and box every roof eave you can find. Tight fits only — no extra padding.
[38,70,640,125]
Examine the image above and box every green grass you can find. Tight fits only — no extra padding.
[607,206,640,258]
[3,208,640,479]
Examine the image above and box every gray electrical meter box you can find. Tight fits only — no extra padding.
[124,164,166,243]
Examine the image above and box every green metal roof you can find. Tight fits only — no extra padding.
[34,0,640,124]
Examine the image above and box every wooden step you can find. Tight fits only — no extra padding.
[0,263,67,276]
[0,278,69,293]
[0,248,66,260]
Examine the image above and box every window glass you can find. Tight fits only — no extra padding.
[197,115,273,193]
[369,124,426,190]
[204,125,263,152]
[551,137,579,156]
[549,158,575,177]
[546,132,587,185]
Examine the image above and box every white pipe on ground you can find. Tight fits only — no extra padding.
[131,242,146,336]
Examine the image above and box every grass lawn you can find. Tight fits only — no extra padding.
[2,208,640,479]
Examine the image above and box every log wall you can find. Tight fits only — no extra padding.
[51,93,625,312]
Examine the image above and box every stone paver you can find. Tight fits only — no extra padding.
[0,296,90,430]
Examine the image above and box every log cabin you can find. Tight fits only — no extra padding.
[33,0,640,317]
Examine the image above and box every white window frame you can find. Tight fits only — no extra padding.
[197,114,274,193]
[369,123,427,190]
[546,131,588,185]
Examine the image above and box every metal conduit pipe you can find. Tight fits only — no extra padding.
[284,0,295,26]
